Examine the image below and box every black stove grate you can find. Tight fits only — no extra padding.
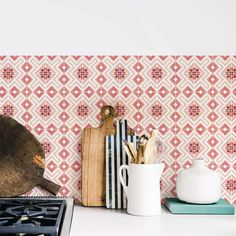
[0,198,65,236]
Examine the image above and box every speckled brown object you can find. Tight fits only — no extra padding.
[0,115,60,196]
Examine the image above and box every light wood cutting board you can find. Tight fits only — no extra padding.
[82,105,116,206]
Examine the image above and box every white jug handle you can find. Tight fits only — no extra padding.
[119,164,129,196]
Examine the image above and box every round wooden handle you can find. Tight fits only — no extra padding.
[101,105,116,121]
[38,177,61,195]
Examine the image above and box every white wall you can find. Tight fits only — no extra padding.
[0,0,236,54]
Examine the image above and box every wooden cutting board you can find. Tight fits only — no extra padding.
[0,115,60,196]
[105,119,139,209]
[82,105,116,206]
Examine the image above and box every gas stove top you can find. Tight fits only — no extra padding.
[0,197,74,236]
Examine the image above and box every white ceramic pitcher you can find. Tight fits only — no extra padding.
[119,163,165,216]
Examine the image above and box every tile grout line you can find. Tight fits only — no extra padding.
[229,56,234,204]
[173,56,179,198]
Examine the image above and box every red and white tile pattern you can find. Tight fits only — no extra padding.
[0,56,236,203]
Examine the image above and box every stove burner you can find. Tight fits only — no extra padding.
[0,198,66,236]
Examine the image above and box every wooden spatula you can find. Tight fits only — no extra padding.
[144,129,159,164]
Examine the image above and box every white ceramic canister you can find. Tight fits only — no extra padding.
[119,163,165,216]
[176,158,221,204]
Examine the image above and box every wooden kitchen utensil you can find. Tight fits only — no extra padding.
[144,129,159,164]
[123,140,137,163]
[0,115,60,197]
[82,105,116,206]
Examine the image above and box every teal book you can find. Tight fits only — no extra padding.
[163,198,235,215]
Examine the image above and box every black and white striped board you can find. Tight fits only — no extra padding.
[106,119,138,209]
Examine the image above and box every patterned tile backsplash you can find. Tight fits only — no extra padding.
[0,56,236,203]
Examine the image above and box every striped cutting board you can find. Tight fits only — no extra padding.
[106,119,138,209]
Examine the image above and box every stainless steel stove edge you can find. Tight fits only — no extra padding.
[60,197,74,236]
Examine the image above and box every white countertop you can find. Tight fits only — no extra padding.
[70,205,236,236]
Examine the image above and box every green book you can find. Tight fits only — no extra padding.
[163,198,235,215]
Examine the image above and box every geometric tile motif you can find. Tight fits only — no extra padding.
[0,56,236,203]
